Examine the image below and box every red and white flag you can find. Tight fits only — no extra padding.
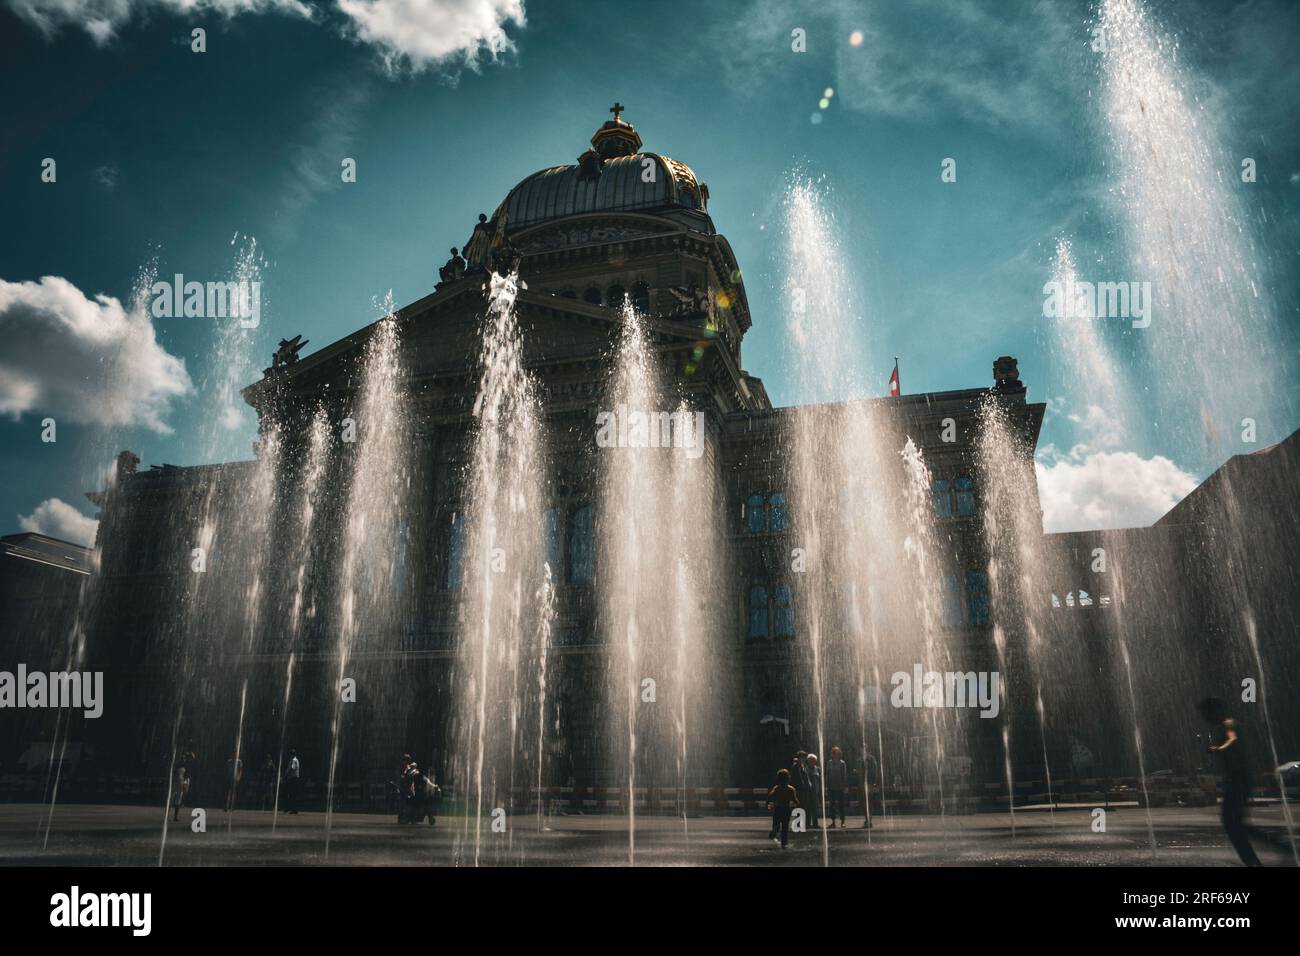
[888,358,900,397]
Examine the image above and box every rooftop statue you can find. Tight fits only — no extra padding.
[462,213,494,273]
[269,334,309,373]
[436,246,467,289]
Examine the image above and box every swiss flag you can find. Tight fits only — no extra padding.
[888,360,900,397]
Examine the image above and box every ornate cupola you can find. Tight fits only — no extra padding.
[578,102,643,176]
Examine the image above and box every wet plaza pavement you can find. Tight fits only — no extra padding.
[1,802,1293,867]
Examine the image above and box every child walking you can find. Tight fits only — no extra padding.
[767,767,800,848]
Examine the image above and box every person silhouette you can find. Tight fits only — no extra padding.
[1199,696,1262,866]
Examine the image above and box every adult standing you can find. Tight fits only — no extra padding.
[1200,697,1262,866]
[825,746,848,828]
[805,753,824,829]
[283,749,301,814]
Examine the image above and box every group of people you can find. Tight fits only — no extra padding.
[767,746,873,848]
[395,754,440,825]
[170,744,301,820]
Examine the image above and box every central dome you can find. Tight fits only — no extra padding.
[498,106,710,233]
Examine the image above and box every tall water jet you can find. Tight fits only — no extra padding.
[1098,0,1295,860]
[783,179,861,865]
[41,262,161,848]
[1045,238,1133,446]
[1097,0,1287,465]
[782,178,957,859]
[596,299,721,864]
[976,396,1068,836]
[225,426,282,834]
[899,437,961,829]
[598,300,668,865]
[666,398,723,838]
[272,407,331,828]
[453,271,549,866]
[326,292,411,855]
[157,237,270,864]
[534,564,555,832]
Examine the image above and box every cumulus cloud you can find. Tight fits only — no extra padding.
[7,0,526,76]
[0,275,192,433]
[18,497,100,546]
[6,0,312,44]
[1036,447,1198,533]
[336,0,524,75]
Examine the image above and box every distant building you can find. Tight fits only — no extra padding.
[0,532,92,773]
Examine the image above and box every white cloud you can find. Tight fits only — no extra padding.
[6,0,312,44]
[6,0,526,76]
[18,497,99,546]
[0,275,192,433]
[335,0,525,75]
[1067,403,1125,450]
[1036,448,1198,533]
[1037,388,1198,532]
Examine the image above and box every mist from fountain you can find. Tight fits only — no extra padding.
[597,299,722,864]
[975,397,1061,837]
[156,237,272,864]
[534,564,555,833]
[783,179,958,858]
[225,428,282,835]
[1097,0,1289,466]
[39,263,163,849]
[452,271,549,866]
[325,293,411,856]
[1094,0,1295,860]
[271,408,332,829]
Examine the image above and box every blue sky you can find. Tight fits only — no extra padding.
[1,0,1297,543]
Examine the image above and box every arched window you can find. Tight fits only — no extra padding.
[631,282,650,314]
[542,507,561,578]
[932,479,952,518]
[774,583,795,638]
[445,515,464,590]
[583,287,602,305]
[568,505,594,584]
[745,493,765,533]
[748,586,769,639]
[606,285,626,308]
[965,571,989,625]
[954,476,976,517]
[768,493,788,532]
